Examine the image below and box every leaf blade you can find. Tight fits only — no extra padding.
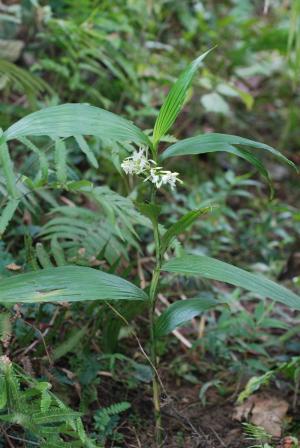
[155,296,220,337]
[162,133,297,171]
[0,266,148,303]
[162,255,300,310]
[4,103,150,147]
[153,49,213,146]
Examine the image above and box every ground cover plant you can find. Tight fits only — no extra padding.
[1,1,300,447]
[0,43,300,446]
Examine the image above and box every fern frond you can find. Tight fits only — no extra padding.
[39,187,148,265]
[0,59,51,105]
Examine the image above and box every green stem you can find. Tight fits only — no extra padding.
[149,186,163,447]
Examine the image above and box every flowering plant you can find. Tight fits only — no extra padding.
[121,147,182,189]
[0,50,299,447]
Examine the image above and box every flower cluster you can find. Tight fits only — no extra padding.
[121,148,151,175]
[121,148,182,190]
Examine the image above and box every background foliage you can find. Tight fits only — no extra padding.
[0,1,299,447]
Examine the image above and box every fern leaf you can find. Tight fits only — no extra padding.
[33,409,82,424]
[36,242,53,268]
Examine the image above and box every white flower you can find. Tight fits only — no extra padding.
[148,168,163,188]
[161,171,181,189]
[121,147,149,175]
[121,158,136,175]
[121,148,182,190]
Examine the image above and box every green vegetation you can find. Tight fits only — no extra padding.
[0,1,299,447]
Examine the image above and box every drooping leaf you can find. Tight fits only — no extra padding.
[155,296,221,337]
[162,133,297,171]
[0,266,148,303]
[160,207,212,255]
[3,103,150,147]
[152,49,213,146]
[162,255,300,310]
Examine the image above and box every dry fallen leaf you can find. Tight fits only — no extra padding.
[6,263,22,271]
[233,393,289,437]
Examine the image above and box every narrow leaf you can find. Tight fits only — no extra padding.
[0,266,148,303]
[36,243,53,269]
[50,237,67,266]
[162,133,297,171]
[54,139,67,184]
[153,49,213,146]
[155,296,221,337]
[74,135,98,168]
[0,137,18,198]
[162,255,300,310]
[0,199,19,236]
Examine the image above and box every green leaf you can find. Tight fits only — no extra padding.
[155,296,221,337]
[33,409,81,424]
[0,266,148,303]
[0,137,18,198]
[162,133,297,172]
[0,376,7,409]
[153,49,213,146]
[3,103,150,147]
[160,207,212,255]
[54,139,67,184]
[0,199,19,237]
[36,242,53,269]
[162,255,300,310]
[74,135,98,168]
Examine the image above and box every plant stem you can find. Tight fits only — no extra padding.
[149,187,163,446]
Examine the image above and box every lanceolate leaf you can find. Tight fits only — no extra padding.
[0,199,19,236]
[74,135,98,168]
[3,103,150,147]
[155,296,221,337]
[160,207,212,255]
[162,255,300,310]
[152,49,213,146]
[0,137,18,198]
[0,266,148,303]
[54,139,67,184]
[162,133,297,171]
